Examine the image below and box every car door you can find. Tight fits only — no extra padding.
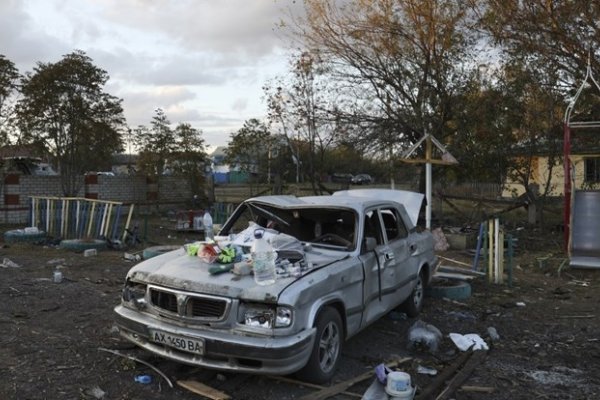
[379,206,417,305]
[358,207,403,328]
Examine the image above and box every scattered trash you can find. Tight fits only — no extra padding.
[1,258,21,268]
[388,311,408,321]
[134,374,152,384]
[568,280,590,287]
[362,378,388,400]
[47,258,66,265]
[98,347,173,388]
[53,269,63,283]
[446,311,476,321]
[374,363,392,383]
[449,333,489,351]
[83,248,98,257]
[487,326,500,341]
[232,260,252,276]
[385,371,415,399]
[123,252,142,262]
[177,379,231,400]
[408,320,443,353]
[82,386,106,399]
[516,302,526,307]
[417,365,438,376]
[106,238,124,250]
[432,227,450,251]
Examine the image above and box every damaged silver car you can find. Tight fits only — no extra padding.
[114,189,438,383]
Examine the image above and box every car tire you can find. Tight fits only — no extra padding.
[402,270,425,317]
[296,306,343,384]
[59,239,107,252]
[425,278,472,300]
[4,229,47,244]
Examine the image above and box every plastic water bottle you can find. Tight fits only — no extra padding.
[203,210,214,241]
[53,269,63,283]
[251,229,276,285]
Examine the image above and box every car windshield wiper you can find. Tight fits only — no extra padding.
[248,203,290,227]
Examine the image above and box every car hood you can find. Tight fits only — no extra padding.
[126,247,345,303]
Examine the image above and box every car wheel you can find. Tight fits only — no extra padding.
[296,306,343,384]
[403,270,425,317]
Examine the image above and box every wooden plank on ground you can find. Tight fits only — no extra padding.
[269,376,362,398]
[177,380,231,400]
[459,385,495,393]
[298,357,411,400]
[434,271,477,281]
[435,350,488,400]
[437,265,486,276]
[415,349,473,400]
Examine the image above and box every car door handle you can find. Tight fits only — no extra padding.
[385,252,394,260]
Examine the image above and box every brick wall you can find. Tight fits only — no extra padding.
[0,174,192,224]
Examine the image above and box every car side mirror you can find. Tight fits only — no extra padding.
[362,237,377,253]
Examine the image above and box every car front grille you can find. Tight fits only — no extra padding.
[148,286,229,321]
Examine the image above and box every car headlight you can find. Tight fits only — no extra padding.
[243,305,293,329]
[122,280,147,310]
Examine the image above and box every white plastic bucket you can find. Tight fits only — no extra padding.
[386,371,415,399]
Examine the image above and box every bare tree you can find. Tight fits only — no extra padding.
[288,0,477,162]
[265,51,339,194]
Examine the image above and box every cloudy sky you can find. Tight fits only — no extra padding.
[0,0,303,150]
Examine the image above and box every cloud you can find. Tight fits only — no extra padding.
[98,0,301,63]
[0,0,70,69]
[0,0,302,148]
[231,98,248,112]
[119,85,195,125]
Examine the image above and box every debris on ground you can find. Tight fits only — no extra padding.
[84,248,98,257]
[449,333,489,351]
[432,227,449,251]
[98,347,173,388]
[1,257,21,268]
[81,386,106,399]
[407,320,443,353]
[177,380,230,400]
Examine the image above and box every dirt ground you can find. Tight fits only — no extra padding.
[1,220,599,400]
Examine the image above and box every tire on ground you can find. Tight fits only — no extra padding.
[142,245,181,259]
[425,278,472,300]
[4,229,47,244]
[59,239,107,252]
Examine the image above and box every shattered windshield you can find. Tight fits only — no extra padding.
[222,202,357,251]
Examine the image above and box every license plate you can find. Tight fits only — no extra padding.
[150,329,204,355]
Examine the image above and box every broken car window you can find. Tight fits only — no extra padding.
[222,203,357,250]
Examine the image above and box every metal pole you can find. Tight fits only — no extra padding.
[425,136,432,229]
[390,145,395,190]
[563,123,571,251]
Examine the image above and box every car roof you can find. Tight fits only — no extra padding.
[246,189,424,226]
